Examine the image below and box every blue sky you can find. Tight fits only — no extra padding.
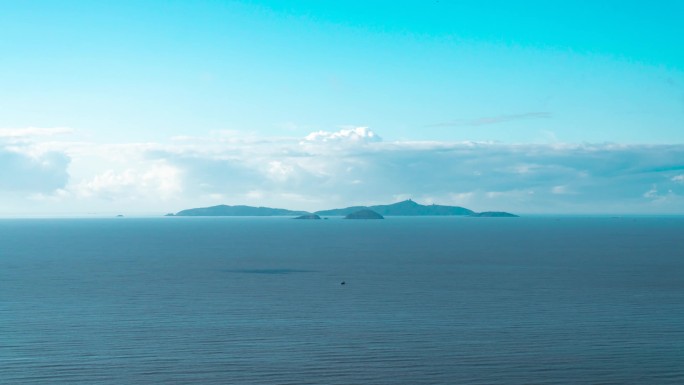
[1,1,683,215]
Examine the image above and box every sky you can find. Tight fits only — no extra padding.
[1,0,683,215]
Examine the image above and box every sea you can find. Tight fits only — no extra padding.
[1,216,683,384]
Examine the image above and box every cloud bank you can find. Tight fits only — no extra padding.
[0,127,74,139]
[2,127,684,215]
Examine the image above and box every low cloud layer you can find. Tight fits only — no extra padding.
[0,127,74,139]
[2,127,684,215]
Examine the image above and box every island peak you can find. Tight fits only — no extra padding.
[345,209,384,219]
[315,200,473,216]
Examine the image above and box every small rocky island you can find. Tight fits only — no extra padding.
[470,211,519,217]
[345,209,384,219]
[293,214,321,220]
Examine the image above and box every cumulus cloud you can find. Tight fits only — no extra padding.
[303,126,381,143]
[73,163,182,201]
[0,147,70,192]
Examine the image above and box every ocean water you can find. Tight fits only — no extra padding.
[1,217,683,384]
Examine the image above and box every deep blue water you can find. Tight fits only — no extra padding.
[1,217,683,384]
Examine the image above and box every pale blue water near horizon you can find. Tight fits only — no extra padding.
[1,217,683,384]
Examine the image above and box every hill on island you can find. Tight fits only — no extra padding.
[293,214,321,220]
[173,205,310,216]
[315,199,474,216]
[345,209,384,219]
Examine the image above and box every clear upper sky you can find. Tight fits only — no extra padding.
[1,1,683,215]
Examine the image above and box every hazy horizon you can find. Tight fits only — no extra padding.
[2,1,683,215]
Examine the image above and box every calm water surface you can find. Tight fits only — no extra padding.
[1,217,683,384]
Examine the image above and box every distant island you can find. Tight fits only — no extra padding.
[293,214,321,220]
[470,211,519,217]
[172,204,310,216]
[315,199,474,216]
[345,209,384,219]
[168,199,517,217]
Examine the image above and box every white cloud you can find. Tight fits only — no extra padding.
[266,161,294,182]
[552,185,571,195]
[0,127,74,138]
[449,192,475,204]
[512,164,540,174]
[2,127,684,214]
[303,126,381,143]
[27,188,71,202]
[0,146,70,192]
[643,187,659,199]
[73,163,182,201]
[642,186,681,206]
